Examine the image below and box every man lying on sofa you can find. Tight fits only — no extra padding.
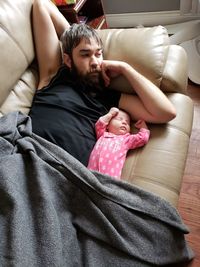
[0,0,194,266]
[29,0,176,166]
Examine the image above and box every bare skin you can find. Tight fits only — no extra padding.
[32,0,176,123]
[100,107,149,135]
[32,0,70,89]
[100,108,131,135]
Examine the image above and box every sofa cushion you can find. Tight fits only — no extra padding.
[98,26,169,93]
[122,92,194,206]
[0,65,38,117]
[0,0,34,106]
[98,26,188,94]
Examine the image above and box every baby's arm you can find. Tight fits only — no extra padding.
[100,107,119,124]
[134,119,149,130]
[95,107,119,139]
[127,120,150,149]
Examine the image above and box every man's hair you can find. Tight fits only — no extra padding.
[60,23,103,57]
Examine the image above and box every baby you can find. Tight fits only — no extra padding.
[87,107,150,179]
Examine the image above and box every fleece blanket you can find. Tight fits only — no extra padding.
[0,111,194,267]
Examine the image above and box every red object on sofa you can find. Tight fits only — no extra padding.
[54,0,67,5]
[53,0,76,6]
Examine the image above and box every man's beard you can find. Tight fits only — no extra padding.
[70,61,105,92]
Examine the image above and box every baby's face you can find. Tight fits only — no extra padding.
[107,110,131,135]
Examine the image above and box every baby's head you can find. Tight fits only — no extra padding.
[107,109,131,135]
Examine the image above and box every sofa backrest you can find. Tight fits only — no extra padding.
[98,27,188,94]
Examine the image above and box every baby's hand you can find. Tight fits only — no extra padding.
[134,119,148,129]
[109,107,119,117]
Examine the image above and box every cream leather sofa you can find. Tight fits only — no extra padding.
[0,0,194,207]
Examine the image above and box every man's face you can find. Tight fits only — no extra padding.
[68,37,103,85]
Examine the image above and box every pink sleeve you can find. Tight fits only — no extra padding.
[95,119,107,139]
[126,128,150,149]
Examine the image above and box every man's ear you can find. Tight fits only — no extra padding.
[63,53,72,68]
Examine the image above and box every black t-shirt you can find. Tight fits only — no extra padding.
[29,66,121,166]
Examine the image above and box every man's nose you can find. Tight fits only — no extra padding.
[90,55,99,67]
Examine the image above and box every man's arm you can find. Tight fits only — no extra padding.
[101,60,176,123]
[32,0,70,90]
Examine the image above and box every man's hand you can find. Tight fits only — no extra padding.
[101,60,129,87]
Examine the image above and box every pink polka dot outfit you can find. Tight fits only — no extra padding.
[88,119,150,179]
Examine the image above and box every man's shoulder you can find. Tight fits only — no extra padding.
[51,65,72,86]
[36,66,74,93]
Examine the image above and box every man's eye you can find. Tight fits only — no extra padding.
[96,52,102,57]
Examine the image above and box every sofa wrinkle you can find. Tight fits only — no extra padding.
[167,123,191,137]
[0,23,29,65]
[148,147,187,156]
[134,176,180,195]
[18,77,34,92]
[159,45,169,85]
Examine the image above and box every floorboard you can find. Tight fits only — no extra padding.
[177,82,200,267]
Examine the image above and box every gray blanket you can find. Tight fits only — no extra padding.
[0,111,194,267]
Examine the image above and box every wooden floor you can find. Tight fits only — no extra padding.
[177,81,200,267]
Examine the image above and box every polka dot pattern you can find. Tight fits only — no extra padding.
[88,119,150,179]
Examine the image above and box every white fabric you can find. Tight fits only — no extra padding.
[180,35,200,84]
[165,20,200,84]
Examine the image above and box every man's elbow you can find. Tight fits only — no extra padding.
[162,107,177,123]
